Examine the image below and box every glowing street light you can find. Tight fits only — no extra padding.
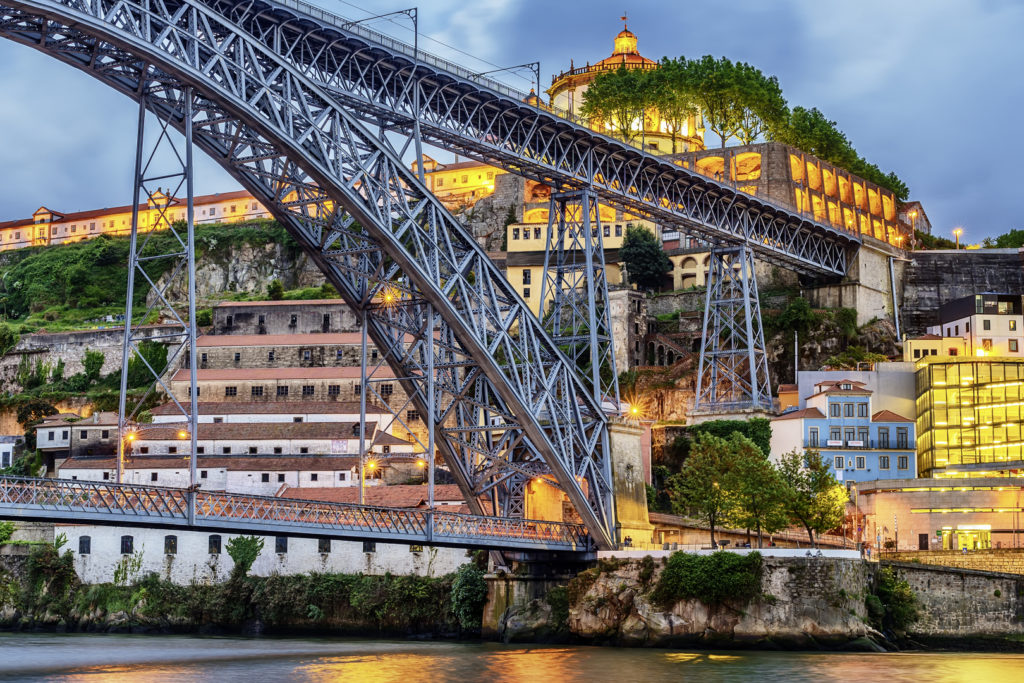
[953,227,963,250]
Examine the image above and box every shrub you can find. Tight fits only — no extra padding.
[868,567,920,633]
[0,521,14,545]
[651,551,763,607]
[195,309,213,327]
[451,563,489,630]
[226,535,264,579]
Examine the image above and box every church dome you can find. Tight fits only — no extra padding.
[613,27,639,56]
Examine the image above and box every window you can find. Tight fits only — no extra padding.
[249,447,258,455]
[954,325,959,335]
[277,473,285,482]
[48,431,55,442]
[409,545,424,553]
[275,536,288,553]
[436,178,443,187]
[338,472,347,481]
[150,472,158,482]
[857,403,868,418]
[225,315,233,327]
[231,205,237,213]
[844,403,854,417]
[983,319,991,331]
[896,428,909,449]
[603,225,610,237]
[261,473,270,482]
[225,386,238,397]
[318,538,331,553]
[1011,320,1018,331]
[354,383,362,396]
[878,428,890,449]
[914,349,921,359]
[523,287,531,299]
[407,410,420,422]
[197,447,205,454]
[534,227,541,240]
[879,455,890,469]
[258,314,266,325]
[102,472,109,480]
[381,383,394,396]
[212,417,223,424]
[858,428,869,444]
[79,536,91,555]
[302,349,312,361]
[209,207,216,215]
[829,428,841,442]
[187,387,201,397]
[898,456,909,470]
[371,350,378,361]
[80,430,87,440]
[844,428,855,443]
[293,417,303,423]
[208,535,221,554]
[120,535,134,554]
[363,541,376,553]
[950,349,959,356]
[855,456,866,469]
[833,456,843,469]
[522,270,531,285]
[808,428,819,448]
[269,350,276,362]
[200,470,208,479]
[102,430,109,439]
[302,385,315,396]
[274,447,283,454]
[164,535,177,555]
[1011,340,1019,353]
[323,314,330,329]
[513,228,520,240]
[290,314,297,327]
[461,175,468,183]
[251,386,264,397]
[223,447,231,454]
[62,430,69,440]
[335,350,343,361]
[300,447,309,454]
[168,447,177,454]
[140,447,150,454]
[277,386,289,397]
[983,338,993,351]
[201,353,208,364]
[382,445,391,454]
[615,224,622,237]
[830,403,841,417]
[967,322,971,333]
[328,385,340,396]
[311,473,318,481]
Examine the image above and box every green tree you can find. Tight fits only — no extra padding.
[729,437,788,548]
[673,55,745,148]
[195,309,213,327]
[50,358,65,383]
[669,432,739,546]
[0,323,18,356]
[226,535,264,580]
[267,279,285,301]
[988,228,1024,249]
[17,399,57,451]
[651,61,699,154]
[619,224,671,291]
[450,563,489,631]
[580,66,653,144]
[126,341,169,389]
[732,61,788,145]
[777,450,848,547]
[83,349,105,383]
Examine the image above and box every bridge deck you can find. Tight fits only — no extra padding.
[0,477,591,553]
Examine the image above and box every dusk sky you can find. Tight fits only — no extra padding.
[0,0,1021,242]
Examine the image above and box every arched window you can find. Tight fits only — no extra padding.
[164,535,177,555]
[120,535,134,554]
[78,535,91,555]
[208,535,222,554]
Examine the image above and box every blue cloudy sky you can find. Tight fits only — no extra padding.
[0,0,1021,242]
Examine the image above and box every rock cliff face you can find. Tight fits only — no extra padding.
[501,557,878,649]
[147,240,324,308]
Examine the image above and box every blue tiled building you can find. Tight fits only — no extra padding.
[770,379,916,482]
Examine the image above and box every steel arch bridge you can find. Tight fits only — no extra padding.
[0,0,862,551]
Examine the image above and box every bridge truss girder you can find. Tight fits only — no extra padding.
[0,0,614,548]
[210,0,860,278]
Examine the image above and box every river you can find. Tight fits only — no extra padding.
[1,634,1021,681]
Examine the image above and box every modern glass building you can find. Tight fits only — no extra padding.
[916,357,1024,477]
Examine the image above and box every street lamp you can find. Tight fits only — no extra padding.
[953,227,963,250]
[908,210,917,234]
[416,457,426,483]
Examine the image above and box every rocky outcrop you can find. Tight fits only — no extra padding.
[501,556,880,649]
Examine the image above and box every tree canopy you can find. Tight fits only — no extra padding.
[619,224,671,291]
[776,449,848,546]
[579,66,653,144]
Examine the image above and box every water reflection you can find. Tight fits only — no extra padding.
[3,634,1024,683]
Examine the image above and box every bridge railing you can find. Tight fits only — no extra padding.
[0,477,591,550]
[0,476,188,518]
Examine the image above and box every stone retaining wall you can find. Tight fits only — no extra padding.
[887,549,1024,575]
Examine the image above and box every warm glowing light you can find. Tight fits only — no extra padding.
[975,349,987,357]
[125,432,137,441]
[953,228,963,238]
[177,430,189,440]
[365,460,377,470]
[416,459,426,469]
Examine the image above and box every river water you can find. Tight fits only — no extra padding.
[1,634,1021,682]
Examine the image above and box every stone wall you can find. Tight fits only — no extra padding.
[900,249,1024,335]
[805,241,904,327]
[887,549,1024,575]
[883,560,1024,638]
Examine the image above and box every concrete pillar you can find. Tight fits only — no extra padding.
[608,419,656,547]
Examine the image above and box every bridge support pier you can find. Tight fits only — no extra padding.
[695,245,772,413]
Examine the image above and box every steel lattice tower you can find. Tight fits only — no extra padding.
[694,245,772,411]
[539,189,619,406]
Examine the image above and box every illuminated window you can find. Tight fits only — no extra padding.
[1011,340,1019,353]
[1011,320,1018,331]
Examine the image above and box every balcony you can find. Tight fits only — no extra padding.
[809,439,912,450]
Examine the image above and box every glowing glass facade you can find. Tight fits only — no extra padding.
[916,358,1024,477]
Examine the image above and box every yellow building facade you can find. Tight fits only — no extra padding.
[0,190,271,253]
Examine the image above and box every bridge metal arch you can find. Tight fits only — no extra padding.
[0,0,614,548]
[206,0,861,278]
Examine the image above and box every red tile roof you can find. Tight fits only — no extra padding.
[772,407,826,421]
[60,455,361,471]
[151,401,369,415]
[171,366,395,381]
[871,409,914,423]
[279,484,464,507]
[213,299,344,307]
[132,421,374,441]
[36,412,119,429]
[198,333,362,346]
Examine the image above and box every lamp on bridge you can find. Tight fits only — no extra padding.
[416,457,427,483]
[953,227,963,250]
